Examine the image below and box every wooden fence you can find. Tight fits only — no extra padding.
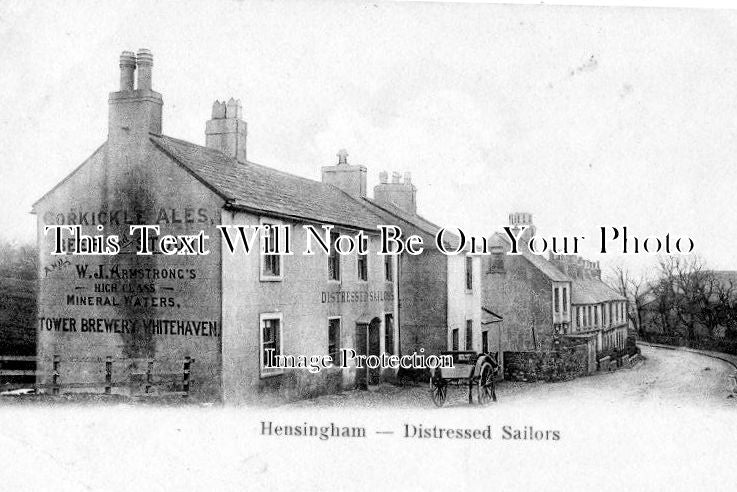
[0,355,194,398]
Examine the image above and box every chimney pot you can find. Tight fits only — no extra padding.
[379,171,388,184]
[211,100,226,119]
[226,98,242,119]
[391,172,401,184]
[337,148,349,165]
[119,51,136,91]
[136,49,153,91]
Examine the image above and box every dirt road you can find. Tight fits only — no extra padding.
[289,345,736,409]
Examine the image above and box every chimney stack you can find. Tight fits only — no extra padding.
[108,49,163,144]
[508,212,536,251]
[374,170,417,214]
[205,98,248,162]
[321,149,367,198]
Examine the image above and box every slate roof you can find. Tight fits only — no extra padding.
[151,135,387,231]
[489,232,571,282]
[570,278,626,304]
[360,198,462,250]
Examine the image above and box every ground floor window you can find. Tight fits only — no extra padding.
[328,317,341,365]
[260,313,283,377]
[451,328,459,351]
[465,320,473,350]
[482,330,489,353]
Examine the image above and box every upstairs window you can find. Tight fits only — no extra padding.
[328,318,341,365]
[562,288,568,313]
[465,256,473,291]
[261,223,282,280]
[384,254,393,282]
[357,253,368,282]
[451,328,459,351]
[554,287,560,313]
[328,231,340,281]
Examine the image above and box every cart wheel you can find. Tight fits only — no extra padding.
[430,375,447,407]
[477,362,497,405]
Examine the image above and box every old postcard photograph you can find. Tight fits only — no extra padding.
[0,0,736,490]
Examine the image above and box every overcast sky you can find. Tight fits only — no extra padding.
[1,0,736,276]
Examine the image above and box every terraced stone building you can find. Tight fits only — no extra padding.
[32,50,484,403]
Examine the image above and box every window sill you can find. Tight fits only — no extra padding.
[260,276,283,282]
[259,370,284,379]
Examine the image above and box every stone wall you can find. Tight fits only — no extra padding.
[503,345,588,382]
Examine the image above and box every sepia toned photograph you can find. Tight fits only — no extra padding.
[0,0,736,490]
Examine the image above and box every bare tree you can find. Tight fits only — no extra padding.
[608,265,649,336]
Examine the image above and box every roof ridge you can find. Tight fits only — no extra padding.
[151,134,389,231]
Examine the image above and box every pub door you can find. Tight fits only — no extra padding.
[354,318,382,389]
[367,318,381,386]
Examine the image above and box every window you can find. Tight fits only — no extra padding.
[384,254,393,282]
[562,288,568,313]
[465,320,473,350]
[554,287,560,313]
[489,246,504,273]
[260,223,282,280]
[357,253,368,281]
[465,256,473,291]
[451,328,459,351]
[328,318,341,365]
[587,306,592,326]
[384,314,394,355]
[576,307,581,328]
[609,303,613,325]
[482,330,489,353]
[328,231,340,281]
[594,306,599,325]
[260,314,282,377]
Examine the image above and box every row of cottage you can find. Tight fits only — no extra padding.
[32,50,629,403]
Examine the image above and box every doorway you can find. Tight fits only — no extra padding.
[355,317,381,389]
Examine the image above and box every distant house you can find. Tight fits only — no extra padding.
[482,213,573,354]
[548,256,629,354]
[482,213,628,371]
